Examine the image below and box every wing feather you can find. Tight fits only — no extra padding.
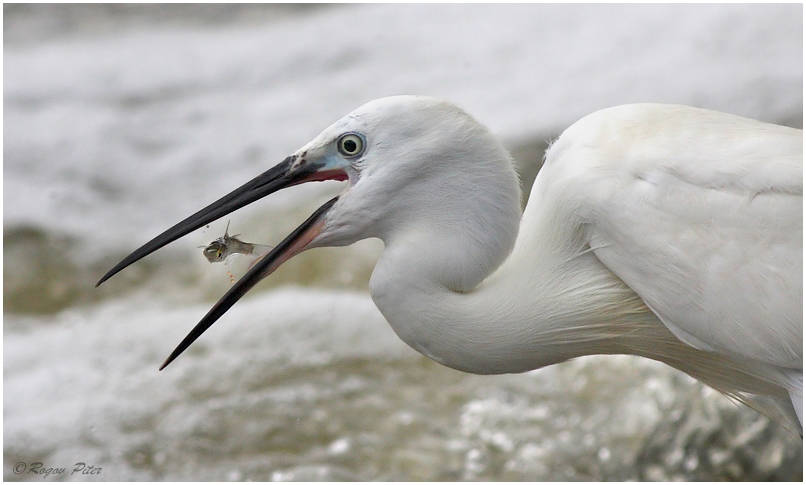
[546,104,802,370]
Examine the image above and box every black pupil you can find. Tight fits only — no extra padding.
[343,139,357,153]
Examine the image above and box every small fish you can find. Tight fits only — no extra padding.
[201,222,272,282]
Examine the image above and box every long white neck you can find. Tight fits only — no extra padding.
[362,126,647,372]
[369,202,649,374]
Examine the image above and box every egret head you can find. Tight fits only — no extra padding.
[97,95,521,368]
[296,96,520,249]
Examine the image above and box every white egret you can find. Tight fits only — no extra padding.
[98,96,802,431]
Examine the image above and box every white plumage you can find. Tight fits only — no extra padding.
[100,96,803,432]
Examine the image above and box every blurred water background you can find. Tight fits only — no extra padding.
[4,4,803,481]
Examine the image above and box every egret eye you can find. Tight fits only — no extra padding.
[337,133,364,157]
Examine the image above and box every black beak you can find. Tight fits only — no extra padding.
[96,154,346,369]
[97,155,319,287]
[159,196,338,370]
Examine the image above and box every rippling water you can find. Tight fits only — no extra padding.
[4,4,802,481]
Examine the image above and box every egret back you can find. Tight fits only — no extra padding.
[533,104,801,426]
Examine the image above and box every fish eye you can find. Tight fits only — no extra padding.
[337,133,364,157]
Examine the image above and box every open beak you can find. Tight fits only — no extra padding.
[96,154,346,369]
